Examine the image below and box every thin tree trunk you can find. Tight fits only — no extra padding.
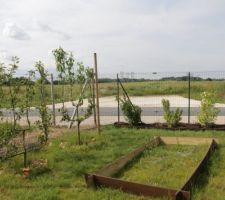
[76,106,81,145]
[77,122,81,145]
[26,108,30,128]
[12,102,16,134]
[41,82,48,142]
[70,84,73,101]
[62,78,65,109]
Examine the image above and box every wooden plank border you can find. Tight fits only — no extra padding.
[85,136,218,200]
[181,139,217,191]
[85,173,190,199]
[94,136,161,177]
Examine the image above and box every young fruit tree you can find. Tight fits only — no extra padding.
[70,63,95,145]
[197,92,219,127]
[35,61,51,142]
[20,70,35,129]
[162,99,183,128]
[66,52,76,101]
[0,59,30,171]
[52,47,75,121]
[5,57,22,134]
[52,47,67,108]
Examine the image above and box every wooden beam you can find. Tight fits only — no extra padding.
[95,137,160,177]
[94,53,100,134]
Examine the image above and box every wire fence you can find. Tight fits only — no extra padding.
[1,71,225,126]
[113,71,225,125]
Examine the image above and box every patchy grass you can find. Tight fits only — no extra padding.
[0,126,225,199]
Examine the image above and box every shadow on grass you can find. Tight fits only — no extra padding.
[191,147,221,198]
[113,144,163,178]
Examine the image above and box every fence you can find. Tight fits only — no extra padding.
[1,71,225,127]
[111,71,225,125]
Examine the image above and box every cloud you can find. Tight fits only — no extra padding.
[33,21,71,40]
[0,0,225,73]
[2,22,30,40]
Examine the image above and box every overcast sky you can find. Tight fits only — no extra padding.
[0,0,225,75]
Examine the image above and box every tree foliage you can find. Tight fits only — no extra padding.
[20,70,35,128]
[35,61,51,142]
[52,47,76,120]
[4,57,22,134]
[73,65,94,145]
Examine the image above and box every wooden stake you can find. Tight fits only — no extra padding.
[117,74,120,123]
[94,53,100,134]
[188,72,191,124]
[92,69,97,126]
[22,130,27,168]
[50,74,56,126]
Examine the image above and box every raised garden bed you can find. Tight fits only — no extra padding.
[114,122,225,131]
[85,136,218,200]
[117,144,209,189]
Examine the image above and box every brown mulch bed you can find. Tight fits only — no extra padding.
[114,122,225,131]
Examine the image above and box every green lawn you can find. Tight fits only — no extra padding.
[0,126,225,200]
[1,80,225,108]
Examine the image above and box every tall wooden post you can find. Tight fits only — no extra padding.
[188,72,191,124]
[22,130,27,168]
[117,73,120,123]
[94,53,100,134]
[92,68,97,126]
[50,74,56,126]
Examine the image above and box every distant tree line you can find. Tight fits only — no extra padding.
[98,76,224,83]
[2,76,224,85]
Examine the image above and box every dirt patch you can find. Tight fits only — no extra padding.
[0,126,96,160]
[114,122,225,131]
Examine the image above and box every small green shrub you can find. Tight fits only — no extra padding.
[120,96,142,126]
[198,92,219,127]
[162,99,183,128]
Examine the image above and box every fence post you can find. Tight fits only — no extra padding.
[117,73,120,123]
[22,130,27,168]
[92,68,97,126]
[188,72,191,124]
[94,53,100,134]
[50,73,56,126]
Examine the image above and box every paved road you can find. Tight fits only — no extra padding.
[2,107,225,117]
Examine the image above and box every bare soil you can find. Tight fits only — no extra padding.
[114,122,225,131]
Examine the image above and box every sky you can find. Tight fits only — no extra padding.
[0,0,225,75]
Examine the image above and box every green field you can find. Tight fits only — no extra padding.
[1,80,225,108]
[0,126,225,200]
[101,80,225,102]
